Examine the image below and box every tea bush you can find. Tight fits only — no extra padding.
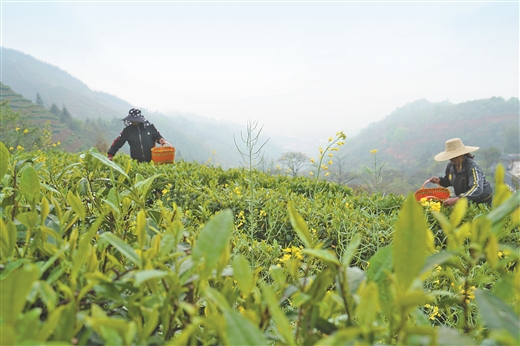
[1,142,518,345]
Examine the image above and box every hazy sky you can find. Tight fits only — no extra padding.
[1,1,519,139]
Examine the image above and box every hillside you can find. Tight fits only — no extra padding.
[1,47,518,177]
[1,48,131,119]
[342,97,519,172]
[0,83,84,151]
[1,47,284,168]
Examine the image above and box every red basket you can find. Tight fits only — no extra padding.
[414,180,450,202]
[151,145,175,165]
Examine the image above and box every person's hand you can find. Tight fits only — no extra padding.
[429,177,440,184]
[443,197,459,207]
[158,138,167,145]
[107,154,113,161]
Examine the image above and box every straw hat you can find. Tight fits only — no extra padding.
[434,138,479,161]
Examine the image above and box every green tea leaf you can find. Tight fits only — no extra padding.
[303,248,340,266]
[224,309,268,345]
[232,255,253,294]
[367,246,392,284]
[287,201,314,249]
[192,209,233,274]
[420,251,457,276]
[19,166,40,203]
[484,234,499,268]
[487,190,520,235]
[0,141,9,179]
[136,209,147,250]
[475,289,519,339]
[0,263,39,323]
[450,197,467,228]
[158,233,176,258]
[88,148,129,180]
[37,304,65,341]
[260,282,296,346]
[436,326,476,346]
[17,212,39,229]
[393,194,428,292]
[100,232,142,268]
[134,269,168,287]
[0,218,17,259]
[356,281,379,326]
[341,234,361,266]
[15,307,41,341]
[36,280,58,314]
[67,190,86,220]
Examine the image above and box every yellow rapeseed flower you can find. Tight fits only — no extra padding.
[16,127,20,131]
[328,160,333,165]
[325,172,329,176]
[9,147,14,151]
[23,129,29,134]
[370,149,378,155]
[310,158,315,163]
[309,171,314,175]
[17,145,23,150]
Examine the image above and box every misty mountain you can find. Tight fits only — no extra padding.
[342,97,519,173]
[1,47,518,177]
[1,47,283,167]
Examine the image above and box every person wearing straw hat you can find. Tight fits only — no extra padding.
[107,108,170,162]
[428,138,493,207]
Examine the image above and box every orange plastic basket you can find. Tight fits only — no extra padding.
[151,145,175,165]
[414,180,450,202]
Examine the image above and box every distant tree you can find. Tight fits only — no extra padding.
[61,105,72,121]
[94,134,109,153]
[504,126,520,154]
[328,154,357,185]
[50,103,60,117]
[478,147,502,176]
[35,93,44,107]
[278,152,309,177]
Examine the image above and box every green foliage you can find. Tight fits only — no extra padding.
[0,143,518,345]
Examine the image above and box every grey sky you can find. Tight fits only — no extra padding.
[1,1,518,140]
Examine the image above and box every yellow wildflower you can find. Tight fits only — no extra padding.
[23,129,29,133]
[328,137,333,141]
[328,160,333,165]
[9,147,14,151]
[310,158,315,163]
[16,127,20,131]
[325,172,329,176]
[309,171,314,175]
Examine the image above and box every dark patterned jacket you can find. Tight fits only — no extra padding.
[108,123,163,162]
[439,156,493,204]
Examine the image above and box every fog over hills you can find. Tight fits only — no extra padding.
[1,47,518,178]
